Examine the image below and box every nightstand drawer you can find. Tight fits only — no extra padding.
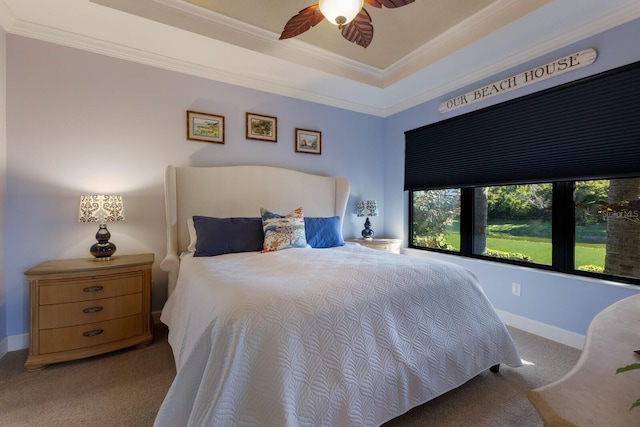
[39,314,144,354]
[39,274,143,305]
[39,293,143,329]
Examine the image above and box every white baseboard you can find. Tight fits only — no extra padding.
[6,333,29,352]
[496,309,585,350]
[0,336,7,359]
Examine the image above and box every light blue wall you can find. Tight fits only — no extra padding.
[5,35,385,340]
[3,18,640,348]
[383,18,640,337]
[0,26,7,352]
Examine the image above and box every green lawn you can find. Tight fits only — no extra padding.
[441,220,605,268]
[486,236,552,265]
[575,244,606,267]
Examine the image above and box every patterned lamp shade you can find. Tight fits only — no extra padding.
[78,195,126,224]
[356,200,378,217]
[78,195,125,261]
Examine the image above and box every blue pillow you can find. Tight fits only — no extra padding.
[193,216,264,257]
[304,216,345,248]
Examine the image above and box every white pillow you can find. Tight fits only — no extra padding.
[187,217,197,252]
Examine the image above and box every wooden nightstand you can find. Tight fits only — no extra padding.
[24,253,154,371]
[346,238,402,254]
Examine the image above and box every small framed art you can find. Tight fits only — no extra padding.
[187,110,225,144]
[246,112,277,142]
[295,128,321,155]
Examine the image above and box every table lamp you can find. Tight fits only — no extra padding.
[78,195,125,261]
[356,200,378,240]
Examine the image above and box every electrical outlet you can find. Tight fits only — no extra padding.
[511,283,521,296]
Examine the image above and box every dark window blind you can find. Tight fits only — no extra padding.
[404,60,640,191]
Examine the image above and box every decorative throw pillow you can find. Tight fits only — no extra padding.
[261,207,308,252]
[193,216,264,257]
[305,216,345,248]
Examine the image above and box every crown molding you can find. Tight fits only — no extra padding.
[5,15,389,116]
[384,0,551,86]
[153,0,550,89]
[126,0,388,87]
[4,0,640,118]
[0,0,16,32]
[382,1,640,116]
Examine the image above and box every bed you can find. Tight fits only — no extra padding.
[155,165,521,427]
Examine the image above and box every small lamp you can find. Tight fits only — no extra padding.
[78,195,125,261]
[356,200,378,240]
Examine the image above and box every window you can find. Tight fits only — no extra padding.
[409,178,640,284]
[411,189,460,251]
[405,61,640,286]
[575,178,640,280]
[473,184,552,265]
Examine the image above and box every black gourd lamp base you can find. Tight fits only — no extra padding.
[90,224,116,261]
[361,217,374,240]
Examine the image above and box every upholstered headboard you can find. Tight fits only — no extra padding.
[159,165,351,295]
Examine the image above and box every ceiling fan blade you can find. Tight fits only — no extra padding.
[279,5,325,40]
[341,8,373,48]
[363,0,382,8]
[364,0,415,8]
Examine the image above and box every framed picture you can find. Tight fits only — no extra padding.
[246,112,277,142]
[187,110,224,144]
[295,128,321,155]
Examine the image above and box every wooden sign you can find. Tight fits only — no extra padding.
[439,48,597,113]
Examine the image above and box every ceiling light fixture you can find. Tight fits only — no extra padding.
[279,0,414,49]
[318,0,364,27]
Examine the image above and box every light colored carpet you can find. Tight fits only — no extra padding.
[0,323,579,426]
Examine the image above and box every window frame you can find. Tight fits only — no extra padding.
[408,182,640,287]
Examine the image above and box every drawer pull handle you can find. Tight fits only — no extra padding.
[83,286,104,293]
[82,306,104,314]
[83,329,104,337]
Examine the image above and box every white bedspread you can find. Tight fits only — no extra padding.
[155,244,521,427]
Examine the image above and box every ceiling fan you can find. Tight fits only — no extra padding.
[279,0,415,48]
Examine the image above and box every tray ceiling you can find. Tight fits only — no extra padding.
[89,0,550,87]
